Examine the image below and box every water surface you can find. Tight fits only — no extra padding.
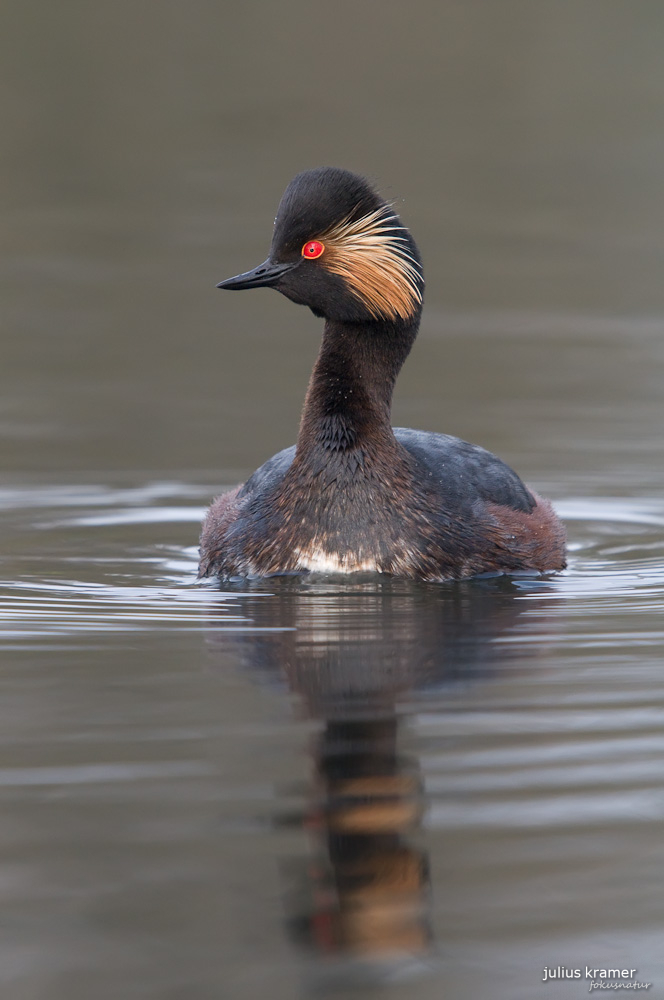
[2,3,664,998]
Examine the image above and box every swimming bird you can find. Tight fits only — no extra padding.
[199,167,566,582]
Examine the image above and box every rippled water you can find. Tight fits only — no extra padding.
[1,481,663,998]
[4,2,664,996]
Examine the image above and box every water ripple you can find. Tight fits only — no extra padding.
[0,484,663,644]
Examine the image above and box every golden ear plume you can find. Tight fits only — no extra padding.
[319,208,423,321]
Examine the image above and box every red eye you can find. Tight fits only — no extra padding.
[302,240,325,259]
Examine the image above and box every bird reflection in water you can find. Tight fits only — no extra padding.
[303,714,428,965]
[206,576,546,981]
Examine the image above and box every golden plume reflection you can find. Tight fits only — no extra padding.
[302,714,428,965]
[206,576,550,980]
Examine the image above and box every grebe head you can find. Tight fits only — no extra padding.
[217,167,424,324]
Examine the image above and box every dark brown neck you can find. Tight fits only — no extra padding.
[296,316,420,456]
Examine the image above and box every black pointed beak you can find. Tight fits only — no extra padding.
[216,258,297,291]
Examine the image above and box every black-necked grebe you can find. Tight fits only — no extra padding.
[199,167,566,581]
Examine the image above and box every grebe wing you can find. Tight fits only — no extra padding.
[394,427,536,514]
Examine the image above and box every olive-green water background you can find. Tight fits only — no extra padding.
[2,3,664,999]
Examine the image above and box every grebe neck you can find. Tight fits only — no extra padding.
[296,316,420,455]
